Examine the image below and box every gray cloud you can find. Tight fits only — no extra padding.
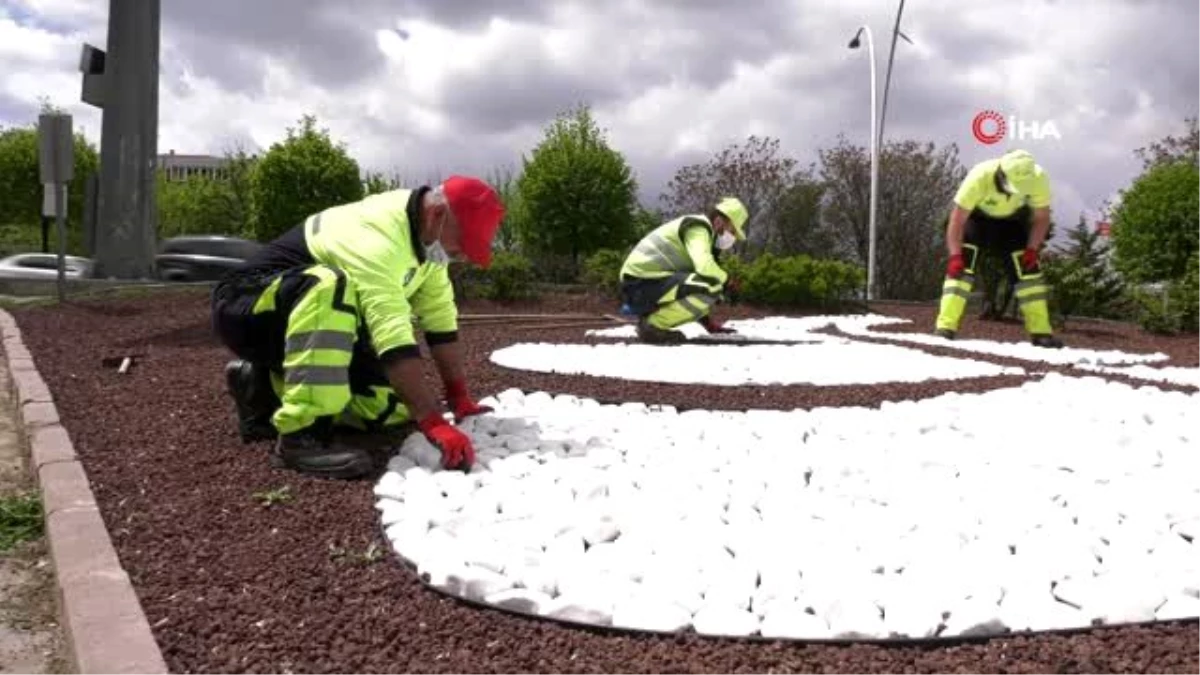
[0,93,32,126]
[160,0,392,91]
[8,0,1194,235]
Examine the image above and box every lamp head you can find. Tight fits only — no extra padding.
[848,27,864,48]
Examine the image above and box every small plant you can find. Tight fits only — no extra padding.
[328,540,385,566]
[0,490,44,552]
[252,485,293,508]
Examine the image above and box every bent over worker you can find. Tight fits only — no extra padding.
[211,176,504,479]
[619,197,749,344]
[935,149,1063,348]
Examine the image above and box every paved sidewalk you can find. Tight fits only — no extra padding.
[0,309,167,674]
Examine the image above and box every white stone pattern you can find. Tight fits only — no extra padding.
[587,315,1172,367]
[376,375,1200,639]
[491,337,1025,386]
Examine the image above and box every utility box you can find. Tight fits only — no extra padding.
[38,113,75,185]
[80,43,107,108]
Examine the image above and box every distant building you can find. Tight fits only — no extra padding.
[157,150,228,181]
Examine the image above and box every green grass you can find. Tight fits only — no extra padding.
[0,490,43,553]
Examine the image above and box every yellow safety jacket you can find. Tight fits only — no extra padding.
[954,157,1052,218]
[303,187,457,360]
[619,215,729,292]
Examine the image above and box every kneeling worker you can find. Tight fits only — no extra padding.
[211,176,505,478]
[619,197,748,344]
[935,149,1064,348]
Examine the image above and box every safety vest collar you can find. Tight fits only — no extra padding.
[406,186,431,265]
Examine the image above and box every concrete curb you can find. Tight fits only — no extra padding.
[0,308,168,674]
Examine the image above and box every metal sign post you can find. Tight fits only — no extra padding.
[38,113,75,303]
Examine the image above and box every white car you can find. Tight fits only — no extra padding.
[0,253,95,280]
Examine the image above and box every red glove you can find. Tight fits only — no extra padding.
[946,253,965,278]
[1020,247,1039,272]
[445,378,492,423]
[417,413,475,471]
[700,315,736,334]
[724,276,742,294]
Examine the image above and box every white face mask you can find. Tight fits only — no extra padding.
[425,240,451,265]
[716,231,737,251]
[424,213,451,265]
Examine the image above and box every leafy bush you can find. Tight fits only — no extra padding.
[483,251,537,301]
[1110,160,1199,284]
[1133,250,1199,334]
[452,251,538,302]
[580,248,627,298]
[736,253,864,309]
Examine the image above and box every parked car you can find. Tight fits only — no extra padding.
[156,235,263,282]
[0,252,94,280]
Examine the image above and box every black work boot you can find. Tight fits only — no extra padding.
[225,360,280,443]
[1031,334,1064,349]
[270,431,376,480]
[934,328,956,340]
[636,317,687,345]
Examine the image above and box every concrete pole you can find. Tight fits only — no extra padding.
[94,0,160,279]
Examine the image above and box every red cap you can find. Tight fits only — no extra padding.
[442,175,505,268]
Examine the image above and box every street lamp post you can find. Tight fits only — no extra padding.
[848,26,878,303]
[877,0,912,151]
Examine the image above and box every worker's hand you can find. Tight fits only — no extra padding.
[946,253,965,279]
[724,276,742,295]
[445,378,493,423]
[417,413,475,471]
[701,315,736,334]
[1020,247,1039,273]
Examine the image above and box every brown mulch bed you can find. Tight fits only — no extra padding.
[8,288,1199,674]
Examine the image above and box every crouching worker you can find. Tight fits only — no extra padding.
[934,149,1063,348]
[211,176,505,479]
[619,197,749,344]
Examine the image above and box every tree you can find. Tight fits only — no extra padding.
[250,114,363,241]
[1135,116,1198,170]
[817,136,966,300]
[514,104,639,275]
[1109,160,1199,284]
[0,118,100,235]
[660,135,804,255]
[1040,214,1129,324]
[363,170,402,196]
[156,144,257,239]
[485,164,524,253]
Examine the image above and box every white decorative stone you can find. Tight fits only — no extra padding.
[692,605,761,637]
[374,369,1197,639]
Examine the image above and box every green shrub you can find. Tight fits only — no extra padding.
[449,251,537,302]
[1134,250,1199,334]
[580,248,627,298]
[482,251,537,301]
[736,253,864,309]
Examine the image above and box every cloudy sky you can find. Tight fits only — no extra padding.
[1,0,1196,232]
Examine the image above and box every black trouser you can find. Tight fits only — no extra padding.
[936,205,1054,335]
[620,272,720,315]
[960,206,1034,283]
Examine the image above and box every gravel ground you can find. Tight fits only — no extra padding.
[9,288,1199,673]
